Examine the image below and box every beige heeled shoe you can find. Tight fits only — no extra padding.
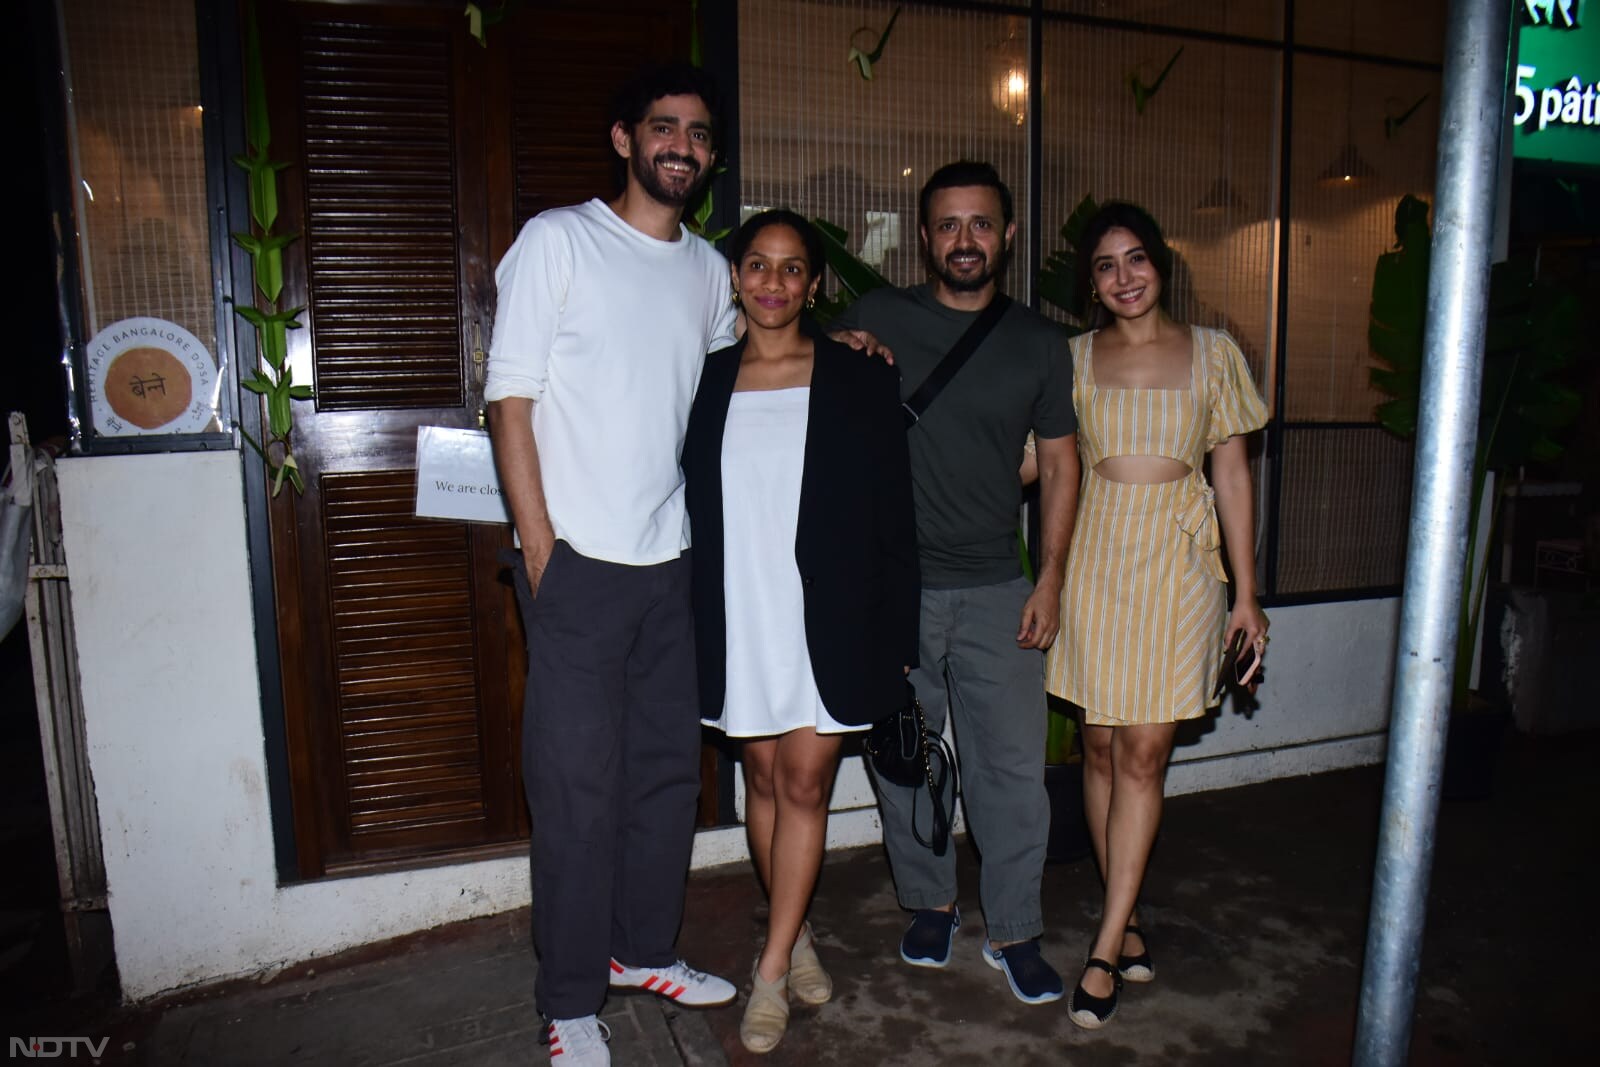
[788,923,833,1005]
[740,961,789,1054]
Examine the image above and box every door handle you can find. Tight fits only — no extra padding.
[472,322,488,429]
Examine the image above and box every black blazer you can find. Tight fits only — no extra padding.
[683,335,920,727]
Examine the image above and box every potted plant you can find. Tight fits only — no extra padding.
[1368,194,1581,798]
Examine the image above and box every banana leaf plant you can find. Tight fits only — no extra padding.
[1369,194,1582,708]
[1036,194,1100,324]
[807,217,892,325]
[233,2,311,495]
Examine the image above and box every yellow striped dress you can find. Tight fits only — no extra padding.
[1045,325,1269,725]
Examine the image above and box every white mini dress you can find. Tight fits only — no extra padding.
[702,387,863,737]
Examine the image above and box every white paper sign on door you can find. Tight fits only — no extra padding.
[415,425,512,524]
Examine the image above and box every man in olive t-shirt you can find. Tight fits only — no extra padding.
[834,161,1079,1005]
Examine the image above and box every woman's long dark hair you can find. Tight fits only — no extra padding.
[1077,201,1173,329]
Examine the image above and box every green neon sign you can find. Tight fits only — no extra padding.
[1513,1,1599,165]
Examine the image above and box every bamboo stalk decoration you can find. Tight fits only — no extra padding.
[233,2,311,495]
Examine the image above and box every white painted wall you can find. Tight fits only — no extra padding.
[57,453,530,1001]
[1167,597,1398,794]
[57,451,1395,1000]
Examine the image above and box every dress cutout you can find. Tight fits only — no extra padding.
[707,387,864,737]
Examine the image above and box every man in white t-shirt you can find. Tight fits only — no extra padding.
[485,63,739,1067]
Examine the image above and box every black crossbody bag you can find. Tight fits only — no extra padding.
[900,294,1012,428]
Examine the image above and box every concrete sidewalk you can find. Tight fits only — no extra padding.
[26,730,1596,1065]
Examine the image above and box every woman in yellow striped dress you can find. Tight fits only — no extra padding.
[1044,202,1269,1029]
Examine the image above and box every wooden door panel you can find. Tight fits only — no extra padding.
[326,471,487,844]
[264,0,520,877]
[299,22,466,410]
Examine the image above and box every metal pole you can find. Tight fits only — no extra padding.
[1353,1,1511,1063]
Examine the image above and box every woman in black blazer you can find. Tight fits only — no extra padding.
[682,211,919,1053]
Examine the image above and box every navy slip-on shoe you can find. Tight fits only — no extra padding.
[899,907,961,968]
[982,938,1065,1005]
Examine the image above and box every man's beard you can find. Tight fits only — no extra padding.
[927,243,1011,293]
[630,149,707,208]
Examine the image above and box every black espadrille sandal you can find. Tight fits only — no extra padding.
[1068,957,1123,1030]
[1118,924,1154,983]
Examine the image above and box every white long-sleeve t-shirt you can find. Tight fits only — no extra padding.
[486,199,737,565]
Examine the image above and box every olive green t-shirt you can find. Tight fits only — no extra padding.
[835,284,1076,588]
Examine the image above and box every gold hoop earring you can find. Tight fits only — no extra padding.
[1089,288,1100,303]
[805,295,816,310]
[732,289,742,307]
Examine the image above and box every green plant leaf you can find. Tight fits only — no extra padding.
[289,385,315,400]
[1392,193,1429,243]
[1129,46,1183,115]
[1045,702,1077,764]
[1037,196,1099,319]
[812,217,890,301]
[684,165,729,243]
[267,380,293,437]
[1037,250,1080,318]
[254,247,283,305]
[249,164,279,232]
[1062,195,1100,247]
[1367,198,1431,419]
[285,455,305,495]
[847,6,901,81]
[233,2,307,496]
[234,304,299,330]
[248,233,301,305]
[239,425,266,461]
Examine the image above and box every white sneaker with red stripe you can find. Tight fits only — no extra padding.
[543,1016,610,1065]
[607,958,736,1007]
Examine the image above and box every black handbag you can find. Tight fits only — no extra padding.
[864,682,958,855]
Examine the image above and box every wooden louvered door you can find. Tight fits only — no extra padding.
[263,0,515,878]
[262,0,691,878]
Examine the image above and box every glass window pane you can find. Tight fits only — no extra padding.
[1039,26,1282,394]
[1284,55,1439,422]
[738,0,1034,298]
[59,0,225,438]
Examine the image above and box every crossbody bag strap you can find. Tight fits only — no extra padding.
[901,294,1013,428]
